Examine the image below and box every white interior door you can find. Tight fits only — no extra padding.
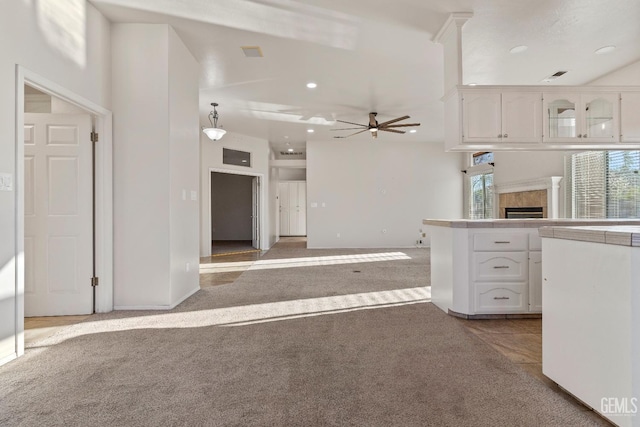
[279,182,290,236]
[288,182,300,235]
[297,182,307,235]
[24,113,93,316]
[252,176,260,249]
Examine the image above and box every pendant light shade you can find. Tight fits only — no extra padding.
[202,102,226,141]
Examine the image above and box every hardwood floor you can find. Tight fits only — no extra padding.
[457,318,612,424]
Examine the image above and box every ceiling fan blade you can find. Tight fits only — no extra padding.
[377,115,410,127]
[333,129,368,139]
[379,128,405,134]
[336,119,367,127]
[369,113,378,127]
[382,123,421,128]
[330,127,366,131]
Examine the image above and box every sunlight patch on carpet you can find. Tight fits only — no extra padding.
[200,252,411,274]
[31,287,431,347]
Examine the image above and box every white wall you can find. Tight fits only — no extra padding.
[588,59,640,85]
[112,24,199,309]
[307,140,464,248]
[168,27,200,307]
[211,173,253,241]
[279,168,306,181]
[200,133,272,255]
[0,1,111,363]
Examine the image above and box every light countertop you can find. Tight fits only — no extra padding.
[539,225,640,247]
[422,219,640,229]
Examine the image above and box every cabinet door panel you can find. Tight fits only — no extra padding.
[621,92,640,143]
[543,93,579,142]
[463,92,501,142]
[502,92,542,143]
[582,93,618,142]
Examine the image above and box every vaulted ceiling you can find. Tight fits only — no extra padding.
[91,0,640,151]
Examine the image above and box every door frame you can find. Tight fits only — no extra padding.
[15,66,113,357]
[208,168,266,251]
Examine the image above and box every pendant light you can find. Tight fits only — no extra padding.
[202,102,226,141]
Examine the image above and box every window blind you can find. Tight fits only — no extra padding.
[568,150,640,219]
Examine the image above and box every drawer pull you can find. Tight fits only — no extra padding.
[494,241,511,244]
[493,296,510,300]
[493,265,510,269]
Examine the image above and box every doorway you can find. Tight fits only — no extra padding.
[210,171,262,255]
[15,66,113,359]
[23,86,94,316]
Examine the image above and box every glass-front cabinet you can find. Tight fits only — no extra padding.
[544,93,618,143]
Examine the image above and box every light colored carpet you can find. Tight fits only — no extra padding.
[0,246,607,426]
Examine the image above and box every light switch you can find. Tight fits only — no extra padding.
[190,190,197,201]
[310,202,318,208]
[321,202,326,208]
[0,173,13,191]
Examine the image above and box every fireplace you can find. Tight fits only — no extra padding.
[495,177,563,219]
[505,207,544,219]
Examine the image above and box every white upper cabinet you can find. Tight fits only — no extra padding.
[462,92,542,144]
[543,93,619,143]
[621,92,640,143]
[445,86,640,151]
[502,92,543,143]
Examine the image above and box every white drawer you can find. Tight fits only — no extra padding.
[475,283,527,313]
[473,233,528,251]
[473,252,528,282]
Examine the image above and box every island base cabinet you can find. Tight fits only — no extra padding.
[542,238,639,427]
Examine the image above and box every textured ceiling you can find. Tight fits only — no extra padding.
[91,0,640,151]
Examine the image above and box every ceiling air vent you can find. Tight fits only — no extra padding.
[241,46,263,57]
[280,151,304,156]
[542,71,568,82]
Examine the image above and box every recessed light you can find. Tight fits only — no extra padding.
[468,83,478,86]
[284,135,289,139]
[306,82,317,89]
[595,45,616,55]
[307,129,314,133]
[409,129,417,133]
[509,45,528,54]
[287,148,294,152]
[241,160,248,163]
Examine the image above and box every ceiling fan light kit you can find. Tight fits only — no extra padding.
[331,112,420,139]
[202,102,226,141]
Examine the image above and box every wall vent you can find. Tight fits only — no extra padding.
[542,70,568,82]
[280,151,304,156]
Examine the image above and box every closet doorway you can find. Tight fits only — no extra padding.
[279,181,307,236]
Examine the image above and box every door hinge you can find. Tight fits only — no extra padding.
[90,131,99,143]
[91,277,99,287]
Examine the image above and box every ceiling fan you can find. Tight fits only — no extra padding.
[331,112,420,139]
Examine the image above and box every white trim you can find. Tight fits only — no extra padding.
[15,66,114,360]
[208,167,267,250]
[494,176,563,219]
[170,287,200,309]
[0,353,17,366]
[114,287,200,311]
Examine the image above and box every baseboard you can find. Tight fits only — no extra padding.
[169,286,200,309]
[113,304,173,310]
[0,352,17,367]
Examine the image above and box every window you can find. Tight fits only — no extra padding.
[466,152,494,219]
[469,172,494,219]
[223,148,251,167]
[567,151,640,218]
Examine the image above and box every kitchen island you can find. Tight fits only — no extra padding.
[423,219,640,318]
[540,225,640,427]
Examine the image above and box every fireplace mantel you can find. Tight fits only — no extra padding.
[495,176,563,219]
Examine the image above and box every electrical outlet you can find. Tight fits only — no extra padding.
[337,233,341,238]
